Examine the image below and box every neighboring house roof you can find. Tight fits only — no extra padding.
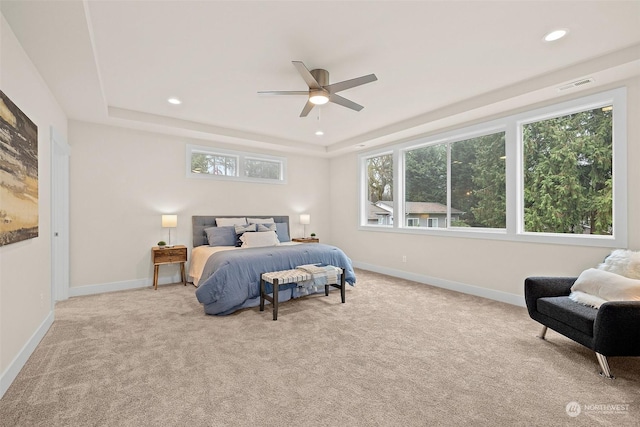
[373,202,393,213]
[368,203,391,220]
[375,201,464,215]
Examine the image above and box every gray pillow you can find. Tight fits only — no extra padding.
[256,223,277,232]
[234,223,257,246]
[205,226,237,247]
[276,222,290,242]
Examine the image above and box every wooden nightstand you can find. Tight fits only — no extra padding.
[152,245,187,290]
[292,237,319,243]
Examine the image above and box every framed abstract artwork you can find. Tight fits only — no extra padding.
[0,90,38,246]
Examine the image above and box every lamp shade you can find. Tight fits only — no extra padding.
[161,214,178,228]
[299,214,310,225]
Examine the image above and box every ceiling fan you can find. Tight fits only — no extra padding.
[258,61,378,117]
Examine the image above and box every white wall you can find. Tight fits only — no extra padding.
[0,14,67,395]
[67,121,332,292]
[329,77,640,305]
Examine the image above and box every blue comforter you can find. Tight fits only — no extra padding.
[195,244,356,315]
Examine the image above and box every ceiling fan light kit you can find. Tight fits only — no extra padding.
[259,61,377,117]
[309,89,329,105]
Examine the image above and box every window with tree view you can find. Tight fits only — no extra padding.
[244,157,282,180]
[191,153,237,176]
[403,132,505,229]
[366,154,393,225]
[523,105,613,235]
[359,88,626,246]
[187,145,286,184]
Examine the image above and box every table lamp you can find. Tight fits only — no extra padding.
[300,214,310,238]
[161,214,177,247]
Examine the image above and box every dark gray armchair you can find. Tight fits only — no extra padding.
[525,276,640,378]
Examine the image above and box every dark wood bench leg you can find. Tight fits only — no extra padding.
[260,277,265,312]
[340,268,346,303]
[273,279,279,321]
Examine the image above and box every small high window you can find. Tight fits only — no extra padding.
[187,145,286,184]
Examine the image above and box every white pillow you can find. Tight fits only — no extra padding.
[240,230,280,248]
[216,217,247,227]
[598,249,640,279]
[570,268,640,308]
[247,217,275,224]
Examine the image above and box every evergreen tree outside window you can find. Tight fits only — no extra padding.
[522,106,613,235]
[403,132,505,229]
[358,88,626,248]
[451,132,506,228]
[405,144,447,206]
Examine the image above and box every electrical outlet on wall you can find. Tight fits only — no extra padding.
[402,255,407,263]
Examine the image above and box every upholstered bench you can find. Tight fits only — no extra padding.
[525,276,640,378]
[536,296,598,338]
[260,266,346,320]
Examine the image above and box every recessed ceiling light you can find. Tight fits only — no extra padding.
[315,130,324,136]
[543,29,568,42]
[167,97,182,105]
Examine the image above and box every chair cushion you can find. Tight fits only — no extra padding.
[537,296,598,337]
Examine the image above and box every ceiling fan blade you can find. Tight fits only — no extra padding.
[325,74,377,94]
[292,61,321,90]
[300,100,315,117]
[329,93,364,112]
[258,91,309,96]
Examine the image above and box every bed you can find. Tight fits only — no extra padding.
[191,215,356,315]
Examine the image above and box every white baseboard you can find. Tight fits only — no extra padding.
[0,310,54,399]
[352,261,526,307]
[69,273,183,297]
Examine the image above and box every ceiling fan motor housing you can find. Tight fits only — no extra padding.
[310,69,329,87]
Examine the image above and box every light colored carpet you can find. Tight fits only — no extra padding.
[0,269,638,426]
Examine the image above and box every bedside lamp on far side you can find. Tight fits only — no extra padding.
[161,214,178,247]
[300,214,310,238]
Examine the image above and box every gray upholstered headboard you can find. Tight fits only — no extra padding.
[192,215,290,247]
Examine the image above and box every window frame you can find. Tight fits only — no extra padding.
[358,88,627,248]
[360,150,395,228]
[407,218,420,227]
[187,144,287,184]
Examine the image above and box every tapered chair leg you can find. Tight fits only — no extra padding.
[537,325,548,339]
[596,353,614,379]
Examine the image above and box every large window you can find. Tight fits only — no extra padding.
[187,145,286,184]
[403,132,506,230]
[359,88,627,247]
[522,106,612,235]
[364,153,394,225]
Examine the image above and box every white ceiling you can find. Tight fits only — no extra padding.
[2,1,640,157]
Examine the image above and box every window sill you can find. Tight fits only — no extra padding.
[357,224,623,248]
